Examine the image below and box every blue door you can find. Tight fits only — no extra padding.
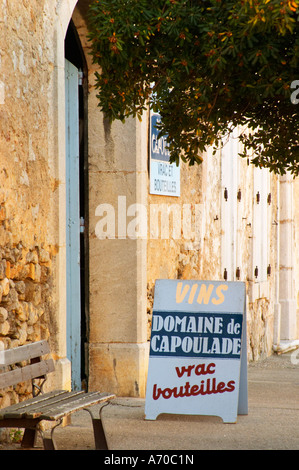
[65,58,81,390]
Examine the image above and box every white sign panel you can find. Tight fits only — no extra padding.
[150,112,180,197]
[145,280,248,423]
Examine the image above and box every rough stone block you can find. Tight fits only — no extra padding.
[0,307,8,322]
[0,321,10,336]
[0,278,10,296]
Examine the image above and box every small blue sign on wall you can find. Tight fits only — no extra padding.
[149,112,180,197]
[145,280,248,423]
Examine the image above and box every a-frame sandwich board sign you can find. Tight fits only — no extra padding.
[145,280,248,423]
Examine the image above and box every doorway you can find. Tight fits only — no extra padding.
[65,20,88,390]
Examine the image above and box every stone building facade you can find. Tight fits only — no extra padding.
[0,0,298,408]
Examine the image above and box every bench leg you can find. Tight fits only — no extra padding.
[21,428,38,448]
[92,417,108,450]
[42,436,57,450]
[40,419,62,450]
[84,404,110,450]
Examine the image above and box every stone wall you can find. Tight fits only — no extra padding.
[0,0,60,407]
[147,161,203,339]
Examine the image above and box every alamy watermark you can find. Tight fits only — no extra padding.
[94,196,203,247]
[290,80,299,104]
[291,348,299,365]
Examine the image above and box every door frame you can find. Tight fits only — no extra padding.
[65,20,89,390]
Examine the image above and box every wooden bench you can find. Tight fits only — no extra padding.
[0,340,115,450]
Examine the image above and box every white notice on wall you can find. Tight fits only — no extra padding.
[149,112,180,197]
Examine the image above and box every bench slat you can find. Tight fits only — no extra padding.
[0,390,68,419]
[0,390,115,421]
[0,340,50,366]
[38,391,115,421]
[2,390,82,419]
[20,391,85,419]
[0,359,55,389]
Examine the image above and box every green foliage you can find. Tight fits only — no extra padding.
[87,0,299,175]
[9,429,23,443]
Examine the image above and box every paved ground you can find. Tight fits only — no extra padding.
[0,351,298,452]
